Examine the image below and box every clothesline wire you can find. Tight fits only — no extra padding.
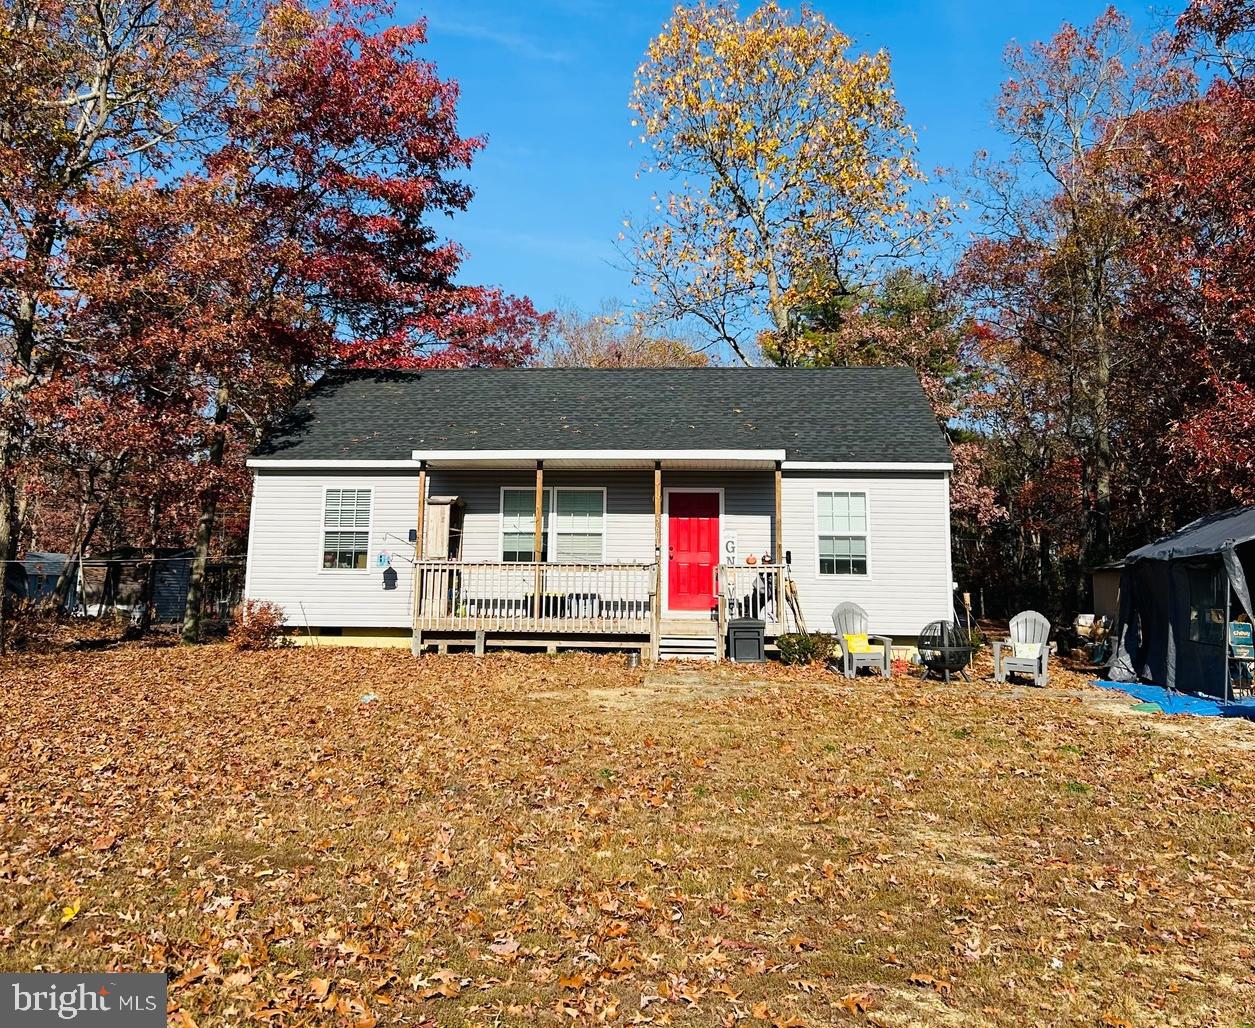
[6,554,249,566]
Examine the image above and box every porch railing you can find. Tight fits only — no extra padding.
[717,564,786,630]
[414,561,656,634]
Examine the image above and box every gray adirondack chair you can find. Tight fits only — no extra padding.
[831,602,892,679]
[993,610,1052,687]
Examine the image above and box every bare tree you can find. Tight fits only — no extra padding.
[541,303,710,368]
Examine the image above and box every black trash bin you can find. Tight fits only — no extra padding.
[727,618,766,663]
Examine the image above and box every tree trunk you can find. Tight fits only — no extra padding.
[138,496,159,635]
[1038,527,1052,609]
[0,477,11,657]
[53,504,104,611]
[182,384,230,642]
[0,219,55,653]
[1089,343,1114,566]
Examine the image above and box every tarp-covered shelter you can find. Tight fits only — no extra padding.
[1110,506,1255,698]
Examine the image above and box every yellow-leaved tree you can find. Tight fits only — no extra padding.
[627,1,946,364]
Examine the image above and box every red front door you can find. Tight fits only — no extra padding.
[667,492,720,612]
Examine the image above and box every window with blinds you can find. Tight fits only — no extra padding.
[554,489,605,562]
[502,489,550,562]
[322,488,371,569]
[501,488,604,563]
[817,491,868,576]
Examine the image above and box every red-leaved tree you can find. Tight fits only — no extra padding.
[174,0,550,637]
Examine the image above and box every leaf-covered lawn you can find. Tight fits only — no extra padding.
[1,647,1254,1026]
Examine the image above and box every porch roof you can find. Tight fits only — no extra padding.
[407,448,786,470]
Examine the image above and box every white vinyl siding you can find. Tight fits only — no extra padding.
[247,470,419,628]
[816,491,868,576]
[434,470,771,565]
[322,488,372,569]
[783,471,951,636]
[245,466,949,639]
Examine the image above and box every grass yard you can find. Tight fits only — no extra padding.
[1,646,1254,1026]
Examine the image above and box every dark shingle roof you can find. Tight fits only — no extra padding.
[254,367,951,464]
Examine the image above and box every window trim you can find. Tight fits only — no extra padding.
[318,484,374,574]
[498,486,608,564]
[814,488,871,579]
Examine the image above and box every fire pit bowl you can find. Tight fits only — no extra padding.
[918,620,975,682]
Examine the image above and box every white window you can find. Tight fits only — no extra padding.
[501,487,605,563]
[322,488,371,569]
[817,491,868,576]
[502,488,550,562]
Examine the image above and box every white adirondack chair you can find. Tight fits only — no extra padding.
[831,602,892,679]
[993,610,1052,687]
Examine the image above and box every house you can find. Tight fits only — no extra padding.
[7,551,70,603]
[244,367,954,659]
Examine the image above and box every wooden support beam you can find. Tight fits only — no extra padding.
[412,463,427,655]
[774,460,784,628]
[773,461,783,562]
[653,461,663,662]
[534,461,545,614]
[415,463,427,558]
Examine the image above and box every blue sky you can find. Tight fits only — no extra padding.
[405,0,1162,317]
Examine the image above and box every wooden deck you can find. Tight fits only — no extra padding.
[413,561,656,635]
[412,560,787,657]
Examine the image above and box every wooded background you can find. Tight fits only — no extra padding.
[2,0,1251,634]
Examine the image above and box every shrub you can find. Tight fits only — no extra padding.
[777,631,835,665]
[229,599,291,651]
[3,603,63,653]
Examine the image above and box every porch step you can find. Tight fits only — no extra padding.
[658,620,720,661]
[658,618,720,638]
[658,636,719,661]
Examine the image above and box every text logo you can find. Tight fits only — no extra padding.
[1,974,165,1026]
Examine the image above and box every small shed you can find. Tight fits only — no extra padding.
[1089,560,1125,623]
[79,549,193,622]
[1110,506,1255,698]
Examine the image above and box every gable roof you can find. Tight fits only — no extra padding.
[252,367,951,466]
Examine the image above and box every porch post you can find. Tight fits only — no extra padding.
[533,461,545,616]
[774,460,784,630]
[412,461,427,656]
[415,462,427,559]
[653,460,662,661]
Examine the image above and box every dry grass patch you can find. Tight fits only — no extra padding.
[0,647,1253,1026]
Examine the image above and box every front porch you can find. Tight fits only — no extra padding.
[409,448,790,660]
[412,560,787,658]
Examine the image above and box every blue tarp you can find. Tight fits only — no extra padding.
[1093,680,1255,720]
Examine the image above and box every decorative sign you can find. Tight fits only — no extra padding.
[722,532,738,566]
